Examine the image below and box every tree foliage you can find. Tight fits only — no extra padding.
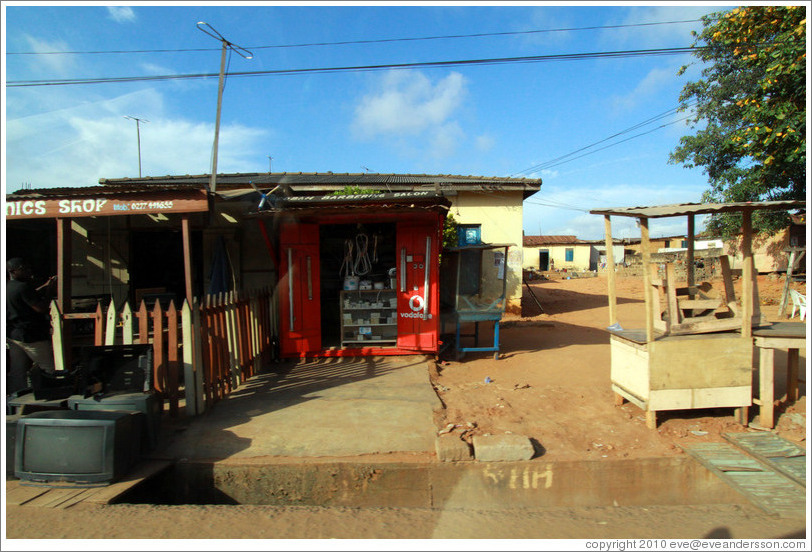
[670,6,806,238]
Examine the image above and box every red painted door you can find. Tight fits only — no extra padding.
[279,223,321,357]
[396,219,440,352]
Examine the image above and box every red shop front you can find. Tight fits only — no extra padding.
[269,193,448,358]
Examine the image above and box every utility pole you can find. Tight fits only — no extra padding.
[124,116,148,177]
[196,22,252,194]
[268,156,273,173]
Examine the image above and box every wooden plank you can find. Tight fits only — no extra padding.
[648,336,752,390]
[192,297,206,414]
[754,336,807,349]
[686,214,695,288]
[679,299,723,310]
[664,263,682,326]
[49,301,65,371]
[683,443,806,519]
[182,299,198,416]
[759,346,775,429]
[81,460,173,505]
[719,256,737,308]
[182,215,194,306]
[152,300,165,394]
[25,487,89,508]
[167,300,180,417]
[669,318,744,335]
[5,482,52,506]
[610,337,650,401]
[741,210,753,338]
[121,302,133,345]
[604,215,617,325]
[640,218,654,343]
[105,298,117,346]
[723,432,806,488]
[94,303,104,345]
[787,349,799,403]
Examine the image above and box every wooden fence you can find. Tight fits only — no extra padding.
[49,286,277,417]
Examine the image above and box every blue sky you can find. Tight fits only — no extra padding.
[3,2,743,239]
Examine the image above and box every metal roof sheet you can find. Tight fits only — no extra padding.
[7,184,203,200]
[523,235,581,246]
[99,171,541,187]
[590,200,805,219]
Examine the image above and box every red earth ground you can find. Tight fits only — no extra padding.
[431,272,807,461]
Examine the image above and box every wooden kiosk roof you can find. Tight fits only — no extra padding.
[590,200,804,219]
[591,200,805,344]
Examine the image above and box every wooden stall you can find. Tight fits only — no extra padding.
[589,201,804,429]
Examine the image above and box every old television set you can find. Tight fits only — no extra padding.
[80,344,153,395]
[68,392,162,451]
[14,410,144,484]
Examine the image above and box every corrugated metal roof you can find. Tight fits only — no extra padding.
[99,171,541,187]
[98,172,541,198]
[6,184,203,200]
[590,200,805,219]
[523,235,581,246]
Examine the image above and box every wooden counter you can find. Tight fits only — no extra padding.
[609,330,753,429]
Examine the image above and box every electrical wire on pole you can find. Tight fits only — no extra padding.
[196,22,253,195]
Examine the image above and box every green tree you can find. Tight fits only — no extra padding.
[670,6,806,238]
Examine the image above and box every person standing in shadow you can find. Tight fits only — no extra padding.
[6,257,57,395]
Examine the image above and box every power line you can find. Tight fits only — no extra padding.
[6,18,705,56]
[512,101,697,176]
[6,45,702,88]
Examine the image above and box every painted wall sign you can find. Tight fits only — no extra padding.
[6,191,209,220]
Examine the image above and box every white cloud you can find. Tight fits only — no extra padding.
[610,66,676,113]
[20,35,76,76]
[5,88,267,189]
[107,7,136,23]
[601,6,716,49]
[352,70,467,139]
[475,134,495,153]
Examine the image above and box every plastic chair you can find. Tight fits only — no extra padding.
[788,289,807,321]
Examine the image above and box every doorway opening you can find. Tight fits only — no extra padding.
[129,229,203,307]
[319,222,397,348]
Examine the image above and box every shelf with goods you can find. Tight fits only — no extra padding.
[340,289,398,347]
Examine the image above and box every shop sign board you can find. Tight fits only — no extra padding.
[6,191,209,220]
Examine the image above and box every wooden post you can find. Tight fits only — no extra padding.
[640,217,655,343]
[741,210,753,339]
[166,301,179,417]
[181,300,197,416]
[182,215,194,306]
[55,218,72,368]
[225,291,240,388]
[778,249,797,317]
[603,215,617,326]
[686,214,695,290]
[192,297,206,414]
[55,218,72,315]
[152,301,165,395]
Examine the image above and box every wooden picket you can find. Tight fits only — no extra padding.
[47,285,277,418]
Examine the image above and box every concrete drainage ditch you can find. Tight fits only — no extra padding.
[117,456,749,509]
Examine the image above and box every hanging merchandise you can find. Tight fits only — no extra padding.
[353,233,372,276]
[340,239,359,290]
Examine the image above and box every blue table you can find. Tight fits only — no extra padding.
[444,310,503,360]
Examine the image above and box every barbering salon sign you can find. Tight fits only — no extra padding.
[6,192,209,219]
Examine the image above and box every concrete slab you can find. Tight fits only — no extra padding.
[472,434,535,462]
[435,434,473,462]
[160,356,441,460]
